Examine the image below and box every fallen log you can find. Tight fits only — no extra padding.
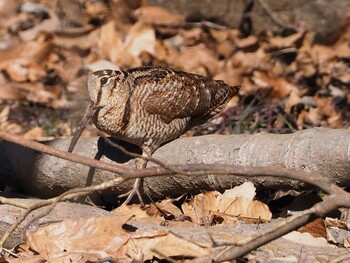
[0,128,349,200]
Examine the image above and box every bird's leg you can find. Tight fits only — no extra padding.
[118,155,148,206]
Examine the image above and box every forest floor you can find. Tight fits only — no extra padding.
[0,0,349,262]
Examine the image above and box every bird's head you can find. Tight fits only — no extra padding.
[87,69,129,108]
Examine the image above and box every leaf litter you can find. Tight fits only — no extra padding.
[0,0,349,261]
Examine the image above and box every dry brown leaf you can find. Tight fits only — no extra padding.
[209,29,230,43]
[154,199,184,219]
[325,217,349,230]
[294,51,317,79]
[214,60,243,87]
[218,197,272,223]
[252,71,296,102]
[0,75,25,100]
[319,61,350,85]
[182,191,221,225]
[223,181,256,200]
[315,96,338,118]
[15,83,60,104]
[235,35,259,50]
[299,107,321,127]
[0,105,10,123]
[110,21,156,67]
[113,203,160,219]
[5,254,46,263]
[178,27,204,46]
[0,42,53,69]
[327,113,344,128]
[0,122,23,134]
[299,218,327,239]
[230,48,270,72]
[269,31,305,49]
[27,216,209,261]
[168,44,219,76]
[98,21,123,61]
[154,39,177,62]
[285,90,302,114]
[112,198,192,225]
[84,0,109,20]
[125,232,210,260]
[27,216,132,259]
[182,183,271,225]
[4,61,47,83]
[0,0,19,19]
[121,21,156,57]
[19,10,60,41]
[134,6,185,25]
[23,127,51,141]
[216,39,234,58]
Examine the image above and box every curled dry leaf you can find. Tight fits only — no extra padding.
[284,90,302,114]
[0,105,10,124]
[114,199,188,225]
[100,21,156,68]
[23,126,53,141]
[223,181,256,200]
[98,21,123,61]
[16,83,61,105]
[230,48,270,73]
[214,60,243,87]
[0,74,25,100]
[121,21,156,58]
[0,0,19,19]
[4,61,47,83]
[134,6,185,25]
[235,35,259,50]
[269,31,305,49]
[168,44,220,76]
[325,217,349,230]
[0,41,53,68]
[18,10,61,41]
[182,183,272,225]
[27,216,210,261]
[209,29,231,43]
[84,0,109,21]
[113,204,156,219]
[252,71,296,102]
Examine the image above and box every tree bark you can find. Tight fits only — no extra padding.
[0,128,349,200]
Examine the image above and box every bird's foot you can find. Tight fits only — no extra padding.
[118,178,145,206]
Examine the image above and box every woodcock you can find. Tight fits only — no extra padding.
[68,66,240,205]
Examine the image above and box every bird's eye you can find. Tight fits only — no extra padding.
[100,77,109,86]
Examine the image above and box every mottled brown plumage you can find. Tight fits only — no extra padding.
[69,65,240,205]
[88,66,239,154]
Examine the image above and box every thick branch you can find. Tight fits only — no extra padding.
[0,128,348,199]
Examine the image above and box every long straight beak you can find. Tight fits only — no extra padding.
[68,101,97,153]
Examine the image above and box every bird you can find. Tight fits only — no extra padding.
[69,65,240,205]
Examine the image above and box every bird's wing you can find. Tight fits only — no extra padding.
[139,68,239,124]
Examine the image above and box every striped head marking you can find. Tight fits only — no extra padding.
[88,69,129,107]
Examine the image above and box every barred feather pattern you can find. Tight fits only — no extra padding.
[88,66,240,154]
